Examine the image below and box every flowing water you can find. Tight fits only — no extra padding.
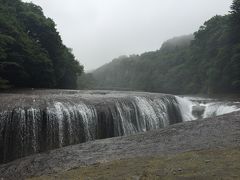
[0,90,239,164]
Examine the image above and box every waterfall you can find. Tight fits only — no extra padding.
[0,91,239,164]
[0,94,183,164]
[52,102,97,146]
[175,96,196,121]
[176,96,240,120]
[203,103,240,118]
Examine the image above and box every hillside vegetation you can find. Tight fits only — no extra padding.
[92,0,240,94]
[0,0,83,89]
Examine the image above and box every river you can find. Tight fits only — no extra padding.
[0,90,239,164]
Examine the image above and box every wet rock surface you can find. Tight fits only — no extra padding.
[192,105,205,118]
[0,111,239,179]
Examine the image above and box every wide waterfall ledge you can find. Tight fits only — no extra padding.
[0,90,239,164]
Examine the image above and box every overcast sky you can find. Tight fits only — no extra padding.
[23,0,232,71]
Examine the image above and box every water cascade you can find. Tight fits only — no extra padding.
[177,96,240,119]
[0,90,239,164]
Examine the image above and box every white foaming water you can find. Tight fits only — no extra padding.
[1,93,240,164]
[115,100,138,135]
[52,102,98,147]
[53,102,64,146]
[18,108,26,152]
[113,96,177,135]
[175,96,196,121]
[26,108,40,152]
[176,96,240,120]
[203,103,240,118]
[75,103,97,140]
[153,98,170,127]
[134,97,159,130]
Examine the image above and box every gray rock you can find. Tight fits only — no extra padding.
[192,105,205,118]
[0,111,239,179]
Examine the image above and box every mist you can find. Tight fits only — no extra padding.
[23,0,232,70]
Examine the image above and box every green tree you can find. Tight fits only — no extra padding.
[0,0,83,89]
[91,0,240,94]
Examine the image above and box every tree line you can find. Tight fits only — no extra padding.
[90,0,240,94]
[0,0,83,89]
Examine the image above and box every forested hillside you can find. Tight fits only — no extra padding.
[0,0,83,89]
[92,0,240,94]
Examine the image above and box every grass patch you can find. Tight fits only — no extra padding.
[30,147,240,180]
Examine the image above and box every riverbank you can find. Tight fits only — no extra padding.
[0,111,239,179]
[31,147,240,180]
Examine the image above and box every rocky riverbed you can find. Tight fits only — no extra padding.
[0,111,239,179]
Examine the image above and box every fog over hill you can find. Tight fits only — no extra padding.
[23,0,232,70]
[90,9,240,94]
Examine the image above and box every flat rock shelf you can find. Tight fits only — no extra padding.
[0,111,239,179]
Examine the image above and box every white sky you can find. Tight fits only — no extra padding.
[23,0,232,71]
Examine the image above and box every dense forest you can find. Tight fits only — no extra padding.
[0,0,83,89]
[92,0,240,94]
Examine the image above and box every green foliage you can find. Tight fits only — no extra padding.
[0,77,10,89]
[231,0,240,15]
[77,73,96,90]
[93,35,194,94]
[93,0,240,94]
[0,0,83,89]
